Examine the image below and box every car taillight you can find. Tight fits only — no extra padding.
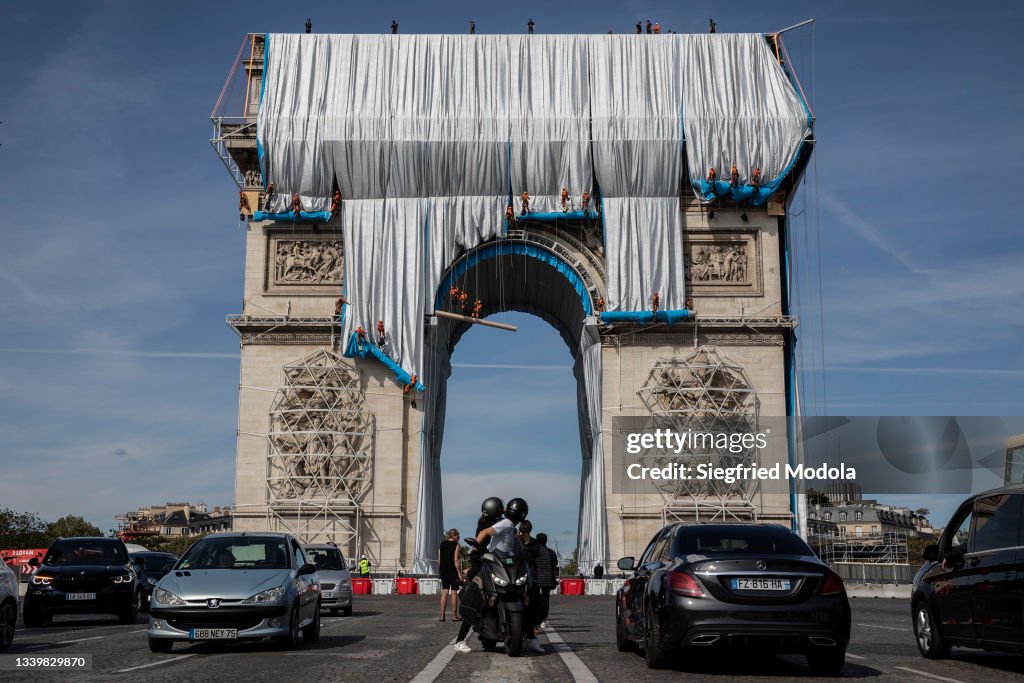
[669,571,703,598]
[820,573,845,596]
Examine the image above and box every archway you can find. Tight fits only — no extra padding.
[412,229,607,573]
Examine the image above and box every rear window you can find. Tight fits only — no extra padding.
[306,547,344,571]
[45,539,128,565]
[675,527,812,557]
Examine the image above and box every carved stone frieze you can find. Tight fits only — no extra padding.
[265,234,344,295]
[684,230,762,296]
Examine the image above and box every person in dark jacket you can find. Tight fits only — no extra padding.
[526,533,559,631]
[593,562,604,579]
[438,528,463,621]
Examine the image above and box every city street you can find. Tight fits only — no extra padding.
[3,596,1024,682]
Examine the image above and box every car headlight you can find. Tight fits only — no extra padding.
[491,573,509,587]
[154,588,186,606]
[112,574,134,584]
[340,579,351,588]
[241,586,286,604]
[515,574,528,585]
[31,575,54,586]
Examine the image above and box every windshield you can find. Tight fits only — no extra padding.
[306,547,344,571]
[177,537,290,570]
[135,554,177,572]
[676,527,812,557]
[45,539,128,565]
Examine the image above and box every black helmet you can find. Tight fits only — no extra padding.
[505,498,529,523]
[481,497,505,518]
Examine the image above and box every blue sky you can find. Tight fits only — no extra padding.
[1,2,1022,555]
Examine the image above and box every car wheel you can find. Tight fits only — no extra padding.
[643,602,669,669]
[275,603,300,650]
[148,637,173,653]
[119,595,138,624]
[0,600,16,651]
[303,600,321,642]
[342,605,352,617]
[807,648,846,676]
[615,607,636,652]
[914,602,950,659]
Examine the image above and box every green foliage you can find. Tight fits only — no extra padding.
[0,508,49,548]
[914,507,930,516]
[139,533,209,558]
[807,489,832,508]
[907,533,938,562]
[561,548,579,576]
[46,515,103,541]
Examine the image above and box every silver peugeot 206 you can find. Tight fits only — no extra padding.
[147,532,320,652]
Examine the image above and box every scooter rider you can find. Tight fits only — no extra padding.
[504,498,544,654]
[454,497,504,652]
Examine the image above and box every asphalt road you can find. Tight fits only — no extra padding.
[3,596,1024,682]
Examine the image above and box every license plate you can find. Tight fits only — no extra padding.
[189,628,237,640]
[731,578,791,591]
[66,592,96,601]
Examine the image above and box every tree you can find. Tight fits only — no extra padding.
[45,515,103,542]
[807,489,831,508]
[914,508,930,517]
[0,508,49,548]
[561,548,579,577]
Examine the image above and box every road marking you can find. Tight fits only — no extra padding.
[128,628,149,633]
[118,654,196,672]
[545,624,598,683]
[320,617,351,627]
[58,635,104,643]
[845,652,865,659]
[409,636,457,683]
[855,622,909,632]
[894,666,965,682]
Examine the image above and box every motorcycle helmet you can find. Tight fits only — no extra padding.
[481,497,505,519]
[505,497,529,523]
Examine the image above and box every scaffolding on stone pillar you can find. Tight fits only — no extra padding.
[265,348,374,554]
[637,346,760,523]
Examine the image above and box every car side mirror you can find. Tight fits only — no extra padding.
[28,557,39,567]
[297,563,317,576]
[922,545,938,562]
[617,556,635,571]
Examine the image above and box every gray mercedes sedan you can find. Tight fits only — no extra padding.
[147,532,320,652]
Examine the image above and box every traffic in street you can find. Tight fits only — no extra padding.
[4,596,1024,682]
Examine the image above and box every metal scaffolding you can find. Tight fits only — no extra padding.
[637,346,761,523]
[265,349,375,549]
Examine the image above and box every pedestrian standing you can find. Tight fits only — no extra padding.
[528,533,559,631]
[438,529,463,621]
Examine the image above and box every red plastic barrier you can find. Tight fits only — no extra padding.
[351,578,371,595]
[396,577,419,595]
[560,578,585,595]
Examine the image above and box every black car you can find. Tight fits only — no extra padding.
[129,552,178,611]
[912,484,1024,658]
[23,537,140,626]
[615,523,851,675]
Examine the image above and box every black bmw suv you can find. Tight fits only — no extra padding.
[23,537,140,626]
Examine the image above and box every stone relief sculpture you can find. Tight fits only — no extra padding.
[274,240,343,285]
[266,349,374,503]
[687,244,748,283]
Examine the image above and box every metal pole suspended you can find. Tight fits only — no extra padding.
[433,310,518,332]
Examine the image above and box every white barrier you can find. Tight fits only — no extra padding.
[372,578,394,595]
[606,578,625,595]
[585,579,607,596]
[418,578,441,595]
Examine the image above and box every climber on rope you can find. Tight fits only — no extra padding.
[520,191,530,216]
[730,164,739,189]
[458,290,469,311]
[334,296,348,318]
[751,167,762,191]
[505,204,516,227]
[264,182,275,212]
[706,167,717,198]
[685,297,694,311]
[449,284,461,307]
[330,189,342,217]
[581,191,591,212]
[238,191,251,220]
[356,326,367,351]
[652,292,660,314]
[291,193,303,218]
[376,320,386,346]
[560,187,569,212]
[596,296,605,313]
[471,299,483,319]
[404,374,418,394]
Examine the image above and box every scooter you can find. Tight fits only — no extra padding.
[461,538,532,656]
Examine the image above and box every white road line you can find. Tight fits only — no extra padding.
[118,654,196,673]
[894,666,965,683]
[545,625,598,683]
[58,635,105,644]
[855,622,910,632]
[409,637,457,683]
[320,617,351,627]
[845,652,865,660]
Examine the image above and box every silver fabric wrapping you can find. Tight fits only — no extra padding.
[574,323,606,575]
